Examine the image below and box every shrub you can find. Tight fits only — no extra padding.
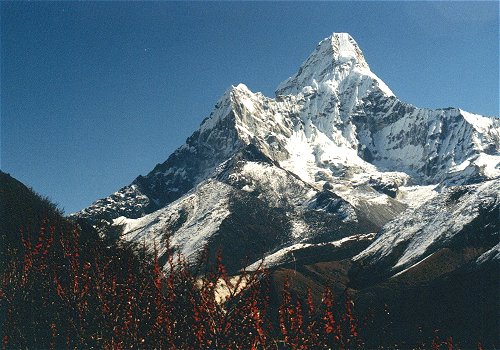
[0,219,472,349]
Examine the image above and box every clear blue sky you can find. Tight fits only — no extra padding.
[1,1,498,214]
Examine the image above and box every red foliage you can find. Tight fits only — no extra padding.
[0,219,467,349]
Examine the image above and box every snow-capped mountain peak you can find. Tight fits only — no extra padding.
[329,33,368,65]
[76,33,499,278]
[276,32,393,97]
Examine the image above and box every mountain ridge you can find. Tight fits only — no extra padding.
[75,33,499,278]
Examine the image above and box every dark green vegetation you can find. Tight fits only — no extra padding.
[0,172,61,272]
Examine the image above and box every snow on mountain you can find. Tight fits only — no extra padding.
[75,32,500,272]
[276,33,393,97]
[475,242,500,265]
[246,233,377,271]
[354,179,499,277]
[356,105,500,185]
[114,180,236,262]
[112,144,385,272]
